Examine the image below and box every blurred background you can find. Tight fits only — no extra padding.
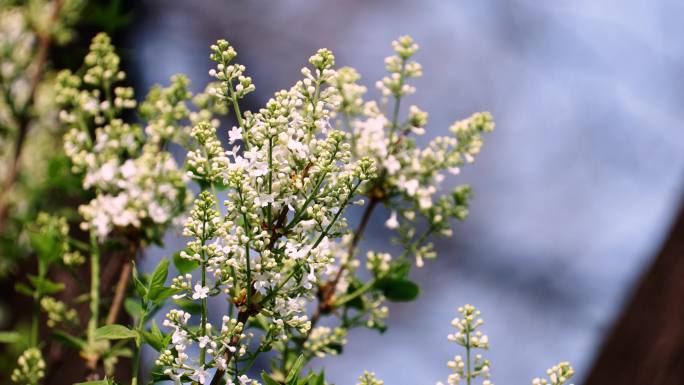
[3,0,684,384]
[124,0,684,384]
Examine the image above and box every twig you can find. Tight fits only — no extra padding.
[303,195,379,341]
[106,241,138,325]
[209,311,250,385]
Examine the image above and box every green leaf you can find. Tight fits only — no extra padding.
[326,342,343,354]
[173,251,199,274]
[142,321,166,352]
[149,258,169,290]
[0,331,21,343]
[107,346,133,358]
[174,298,201,315]
[301,371,324,385]
[150,320,164,340]
[374,278,420,301]
[343,281,365,310]
[149,365,172,382]
[148,286,179,304]
[28,275,65,295]
[124,298,143,320]
[370,322,388,334]
[286,355,306,385]
[94,324,138,341]
[250,314,272,332]
[46,155,82,194]
[261,372,281,385]
[14,282,33,296]
[86,0,135,34]
[313,370,325,385]
[53,330,86,350]
[29,232,60,265]
[131,263,147,299]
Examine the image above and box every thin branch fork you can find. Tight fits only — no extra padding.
[305,194,380,339]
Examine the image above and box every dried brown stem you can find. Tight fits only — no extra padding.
[106,260,132,325]
[209,311,250,385]
[105,238,139,325]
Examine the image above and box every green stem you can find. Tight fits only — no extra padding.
[259,270,295,305]
[87,231,100,346]
[237,187,253,307]
[333,278,376,308]
[466,327,472,385]
[239,338,270,375]
[285,173,327,231]
[103,81,115,122]
[211,184,222,214]
[284,142,341,232]
[132,312,145,385]
[343,113,357,157]
[245,243,251,307]
[390,96,401,137]
[306,77,322,137]
[30,303,39,347]
[281,342,290,374]
[200,255,207,365]
[228,81,247,149]
[312,180,363,249]
[399,225,436,260]
[200,185,212,366]
[30,260,46,347]
[388,58,407,144]
[267,136,273,225]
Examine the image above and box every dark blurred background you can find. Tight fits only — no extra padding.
[117,0,684,384]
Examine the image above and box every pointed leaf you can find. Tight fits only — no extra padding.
[142,330,163,352]
[286,355,306,385]
[94,324,138,341]
[374,278,419,302]
[0,331,21,343]
[174,298,201,315]
[149,258,169,290]
[53,330,86,350]
[261,372,281,385]
[28,275,65,295]
[124,298,143,320]
[173,251,199,274]
[149,286,179,304]
[313,371,325,385]
[132,263,148,299]
[299,372,316,385]
[14,282,33,296]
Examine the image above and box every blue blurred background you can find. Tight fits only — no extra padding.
[125,1,684,383]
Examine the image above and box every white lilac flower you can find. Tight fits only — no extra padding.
[229,126,243,143]
[59,34,190,241]
[357,371,384,385]
[385,211,399,230]
[192,284,210,300]
[191,367,208,384]
[532,362,575,385]
[140,34,501,384]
